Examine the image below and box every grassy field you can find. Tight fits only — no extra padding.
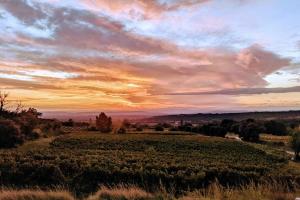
[0,131,298,198]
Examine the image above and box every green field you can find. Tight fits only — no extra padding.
[0,132,297,197]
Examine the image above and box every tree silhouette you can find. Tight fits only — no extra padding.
[0,91,9,112]
[96,112,112,133]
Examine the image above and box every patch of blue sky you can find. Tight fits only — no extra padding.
[20,69,78,79]
[0,9,54,39]
[264,70,300,88]
[206,0,300,60]
[123,0,300,60]
[0,73,33,81]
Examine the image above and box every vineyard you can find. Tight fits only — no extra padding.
[0,132,296,197]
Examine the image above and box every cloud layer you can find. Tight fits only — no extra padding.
[0,0,299,112]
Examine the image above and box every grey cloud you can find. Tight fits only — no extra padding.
[166,86,300,96]
[0,0,47,25]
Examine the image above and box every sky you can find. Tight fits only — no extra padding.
[0,0,300,114]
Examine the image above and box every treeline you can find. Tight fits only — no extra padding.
[149,119,292,142]
[150,111,300,122]
[199,118,289,141]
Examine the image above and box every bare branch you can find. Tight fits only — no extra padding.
[0,91,9,112]
[15,100,25,114]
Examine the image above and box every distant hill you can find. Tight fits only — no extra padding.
[146,110,300,123]
[42,111,154,121]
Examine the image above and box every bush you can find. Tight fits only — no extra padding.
[117,127,126,134]
[291,131,300,160]
[62,119,75,127]
[230,123,241,134]
[40,120,62,136]
[221,119,236,132]
[169,127,179,131]
[0,119,24,148]
[154,125,164,131]
[191,126,200,133]
[200,124,227,137]
[135,127,143,132]
[264,120,288,136]
[239,121,262,142]
[87,126,98,131]
[178,123,193,132]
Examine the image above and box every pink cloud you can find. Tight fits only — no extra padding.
[0,0,294,111]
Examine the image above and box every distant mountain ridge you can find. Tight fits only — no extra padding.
[147,110,300,122]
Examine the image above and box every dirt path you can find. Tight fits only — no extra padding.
[18,137,56,151]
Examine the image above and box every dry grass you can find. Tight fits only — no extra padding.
[0,189,75,200]
[260,134,290,143]
[0,183,299,200]
[179,182,299,200]
[87,186,156,200]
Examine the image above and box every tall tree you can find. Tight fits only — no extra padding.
[96,112,112,133]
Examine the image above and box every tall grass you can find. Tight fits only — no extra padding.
[0,182,299,200]
[0,189,75,200]
[179,182,299,200]
[87,185,156,200]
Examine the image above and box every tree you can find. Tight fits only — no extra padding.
[155,124,164,131]
[264,120,287,136]
[200,123,227,137]
[96,112,112,133]
[239,120,262,142]
[0,91,9,112]
[178,123,193,132]
[291,131,300,160]
[136,127,143,132]
[62,119,75,127]
[122,119,131,129]
[117,127,126,134]
[16,108,42,139]
[0,119,24,148]
[221,119,236,132]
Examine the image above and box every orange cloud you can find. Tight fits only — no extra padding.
[0,0,295,113]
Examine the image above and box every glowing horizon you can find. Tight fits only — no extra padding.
[0,0,300,114]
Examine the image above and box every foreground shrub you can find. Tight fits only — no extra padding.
[87,186,155,200]
[0,119,24,148]
[0,189,75,200]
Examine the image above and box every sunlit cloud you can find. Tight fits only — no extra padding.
[0,0,299,113]
[0,73,33,81]
[21,69,78,79]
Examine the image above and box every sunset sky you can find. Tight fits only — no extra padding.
[0,0,300,114]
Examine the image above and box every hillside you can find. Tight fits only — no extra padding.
[146,110,300,123]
